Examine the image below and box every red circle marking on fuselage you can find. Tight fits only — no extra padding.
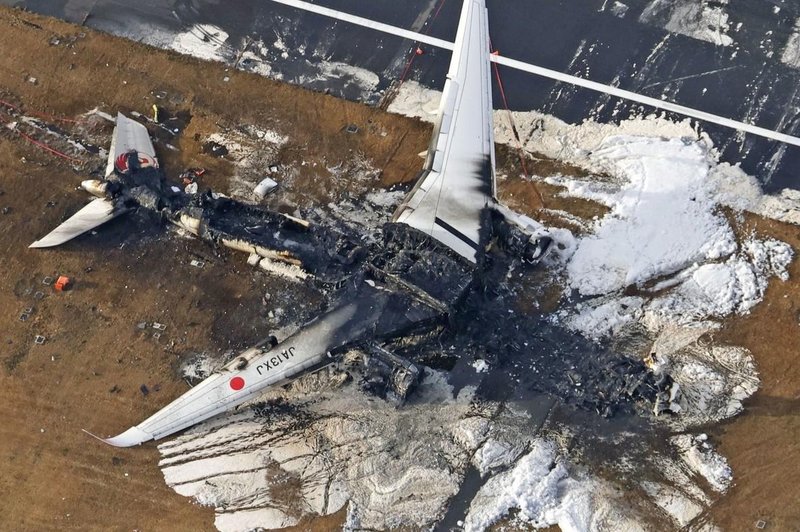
[230,376,245,391]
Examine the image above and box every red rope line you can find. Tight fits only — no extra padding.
[0,98,85,124]
[14,129,84,164]
[398,0,448,83]
[490,47,545,209]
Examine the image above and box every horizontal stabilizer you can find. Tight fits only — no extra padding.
[29,198,126,248]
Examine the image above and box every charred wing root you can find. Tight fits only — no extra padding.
[371,223,475,312]
[491,205,553,265]
[173,192,367,281]
[347,342,422,405]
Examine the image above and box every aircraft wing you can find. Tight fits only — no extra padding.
[29,198,126,248]
[393,0,495,263]
[105,112,159,177]
[94,288,394,447]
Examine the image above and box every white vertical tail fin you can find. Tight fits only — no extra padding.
[105,113,159,177]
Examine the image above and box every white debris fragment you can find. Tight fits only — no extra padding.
[181,352,222,381]
[170,24,231,61]
[471,359,489,373]
[609,1,629,18]
[253,177,278,199]
[639,0,735,47]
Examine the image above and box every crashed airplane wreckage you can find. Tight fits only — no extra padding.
[34,0,798,447]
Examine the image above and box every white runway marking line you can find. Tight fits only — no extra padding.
[267,0,800,148]
[493,55,800,148]
[268,0,454,50]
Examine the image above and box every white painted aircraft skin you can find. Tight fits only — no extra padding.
[29,197,124,248]
[105,112,159,177]
[394,0,495,263]
[97,289,390,446]
[265,0,800,148]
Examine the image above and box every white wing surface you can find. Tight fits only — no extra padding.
[29,198,125,248]
[95,291,388,447]
[393,0,495,262]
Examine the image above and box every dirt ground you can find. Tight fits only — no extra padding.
[705,213,800,531]
[0,6,797,532]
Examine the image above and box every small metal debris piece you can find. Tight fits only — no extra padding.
[34,335,46,345]
[139,384,149,396]
[27,76,37,85]
[136,322,147,330]
[152,332,161,340]
[19,313,29,322]
[152,322,167,331]
[268,165,279,173]
[33,291,44,300]
[755,520,767,529]
[23,307,33,314]
[190,259,205,268]
[42,276,54,286]
[345,124,359,134]
[253,177,278,199]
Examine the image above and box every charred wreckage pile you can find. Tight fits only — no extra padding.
[101,144,672,421]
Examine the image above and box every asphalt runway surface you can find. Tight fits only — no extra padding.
[5,0,800,192]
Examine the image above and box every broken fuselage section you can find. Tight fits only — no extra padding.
[44,0,561,447]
